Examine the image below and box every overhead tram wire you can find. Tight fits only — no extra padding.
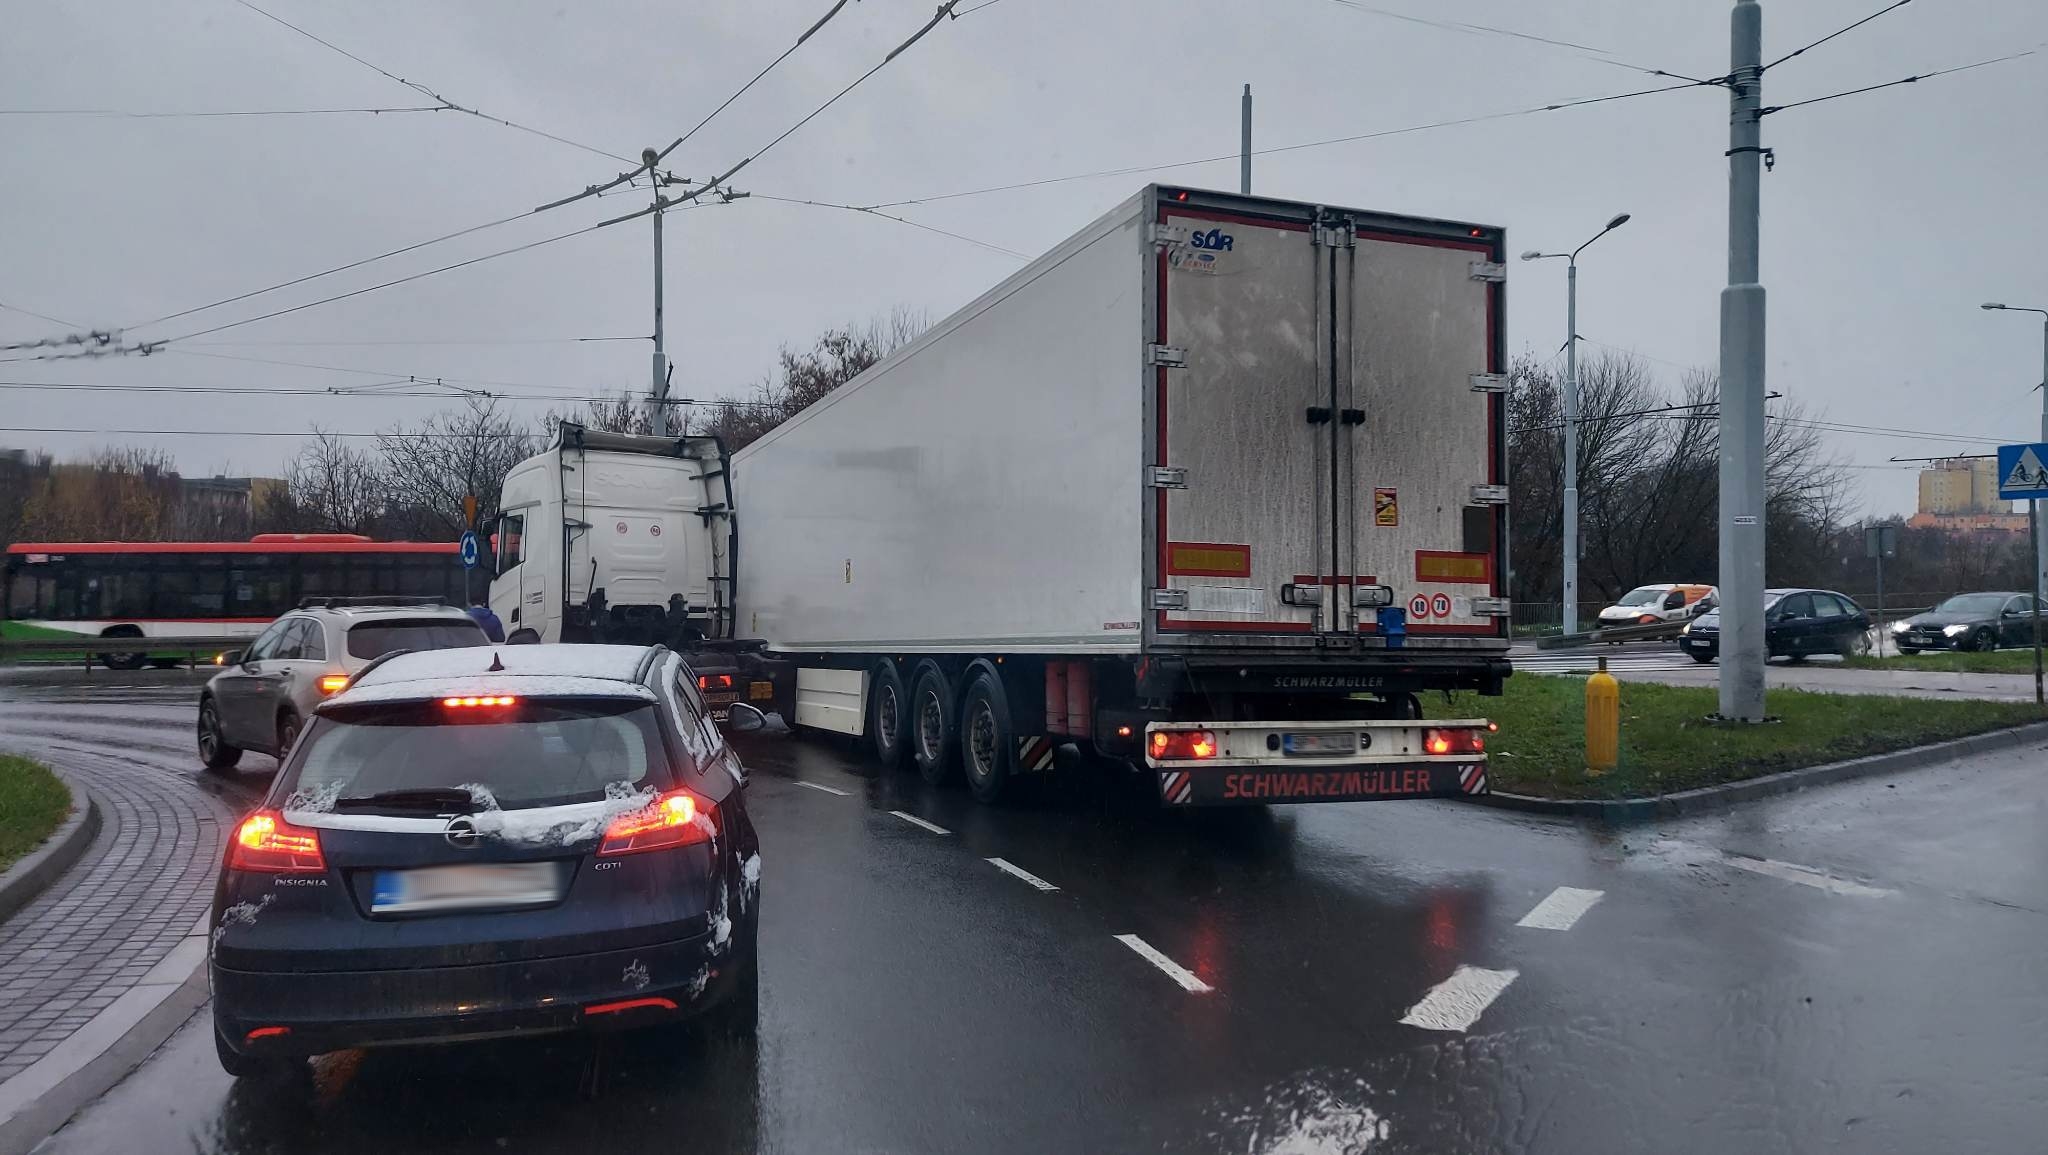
[0,380,774,407]
[1317,0,1717,84]
[1764,0,1914,71]
[1759,50,2038,116]
[0,300,82,329]
[544,0,965,217]
[862,78,1721,211]
[0,105,444,118]
[749,194,1029,258]
[234,0,634,164]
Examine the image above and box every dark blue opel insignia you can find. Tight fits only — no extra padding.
[208,644,764,1079]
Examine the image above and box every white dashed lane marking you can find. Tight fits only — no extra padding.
[1399,965,1519,1032]
[1113,934,1213,993]
[888,810,950,835]
[1724,853,1895,898]
[986,857,1059,891]
[793,780,851,796]
[1516,886,1605,931]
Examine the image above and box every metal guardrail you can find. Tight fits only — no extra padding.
[0,636,247,671]
[1532,620,1691,649]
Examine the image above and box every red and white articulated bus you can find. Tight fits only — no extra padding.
[3,534,464,667]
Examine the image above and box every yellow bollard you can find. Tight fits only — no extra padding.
[1585,656,1620,777]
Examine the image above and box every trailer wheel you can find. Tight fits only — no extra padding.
[867,662,909,769]
[959,671,1014,804]
[908,664,957,785]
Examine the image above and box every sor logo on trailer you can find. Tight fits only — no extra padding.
[1188,227,1235,251]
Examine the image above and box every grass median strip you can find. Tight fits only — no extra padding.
[1429,674,2045,800]
[1844,648,2043,675]
[0,754,72,871]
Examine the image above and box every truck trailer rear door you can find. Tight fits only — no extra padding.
[1151,192,1503,643]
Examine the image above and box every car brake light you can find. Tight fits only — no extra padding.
[598,790,713,856]
[245,1026,290,1042]
[229,810,326,873]
[442,695,518,708]
[317,674,350,694]
[1148,729,1217,760]
[697,674,734,690]
[1424,728,1485,756]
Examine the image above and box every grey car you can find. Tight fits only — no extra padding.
[197,600,488,771]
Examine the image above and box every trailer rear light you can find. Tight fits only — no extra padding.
[598,790,714,856]
[229,810,326,873]
[1281,582,1321,607]
[698,674,734,690]
[317,674,350,694]
[584,997,678,1016]
[442,695,518,708]
[1149,729,1217,760]
[1423,728,1485,756]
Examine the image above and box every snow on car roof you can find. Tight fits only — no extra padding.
[327,674,657,709]
[327,644,660,707]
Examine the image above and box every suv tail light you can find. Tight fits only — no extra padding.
[1424,728,1486,756]
[599,790,715,856]
[1148,729,1217,760]
[228,810,326,873]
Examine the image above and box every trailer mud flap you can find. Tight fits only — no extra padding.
[1158,762,1486,805]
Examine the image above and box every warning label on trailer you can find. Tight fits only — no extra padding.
[1374,488,1399,526]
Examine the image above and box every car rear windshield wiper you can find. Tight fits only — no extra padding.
[332,788,484,813]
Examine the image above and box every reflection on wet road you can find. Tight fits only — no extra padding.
[6,669,2046,1153]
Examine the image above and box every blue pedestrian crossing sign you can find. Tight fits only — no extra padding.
[459,530,482,569]
[1998,443,2048,500]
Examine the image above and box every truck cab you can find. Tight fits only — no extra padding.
[488,423,734,647]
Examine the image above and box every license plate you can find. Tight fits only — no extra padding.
[371,862,561,914]
[1687,638,1713,649]
[1282,732,1357,756]
[704,691,738,707]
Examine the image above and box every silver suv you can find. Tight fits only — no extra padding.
[197,599,488,771]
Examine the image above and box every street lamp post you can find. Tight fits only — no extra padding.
[1982,302,2048,599]
[1522,212,1631,634]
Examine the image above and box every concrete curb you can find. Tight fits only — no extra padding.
[0,774,100,925]
[1469,719,2048,823]
[0,915,211,1155]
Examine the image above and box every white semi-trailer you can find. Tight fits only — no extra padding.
[729,185,1507,806]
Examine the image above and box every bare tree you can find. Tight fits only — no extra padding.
[271,431,387,535]
[690,307,929,450]
[376,397,536,538]
[545,390,652,437]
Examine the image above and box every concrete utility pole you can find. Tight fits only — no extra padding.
[1520,212,1630,634]
[1981,302,2048,598]
[1718,0,1768,721]
[645,148,671,436]
[1240,84,1253,194]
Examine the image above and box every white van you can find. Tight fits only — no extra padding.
[1596,583,1716,626]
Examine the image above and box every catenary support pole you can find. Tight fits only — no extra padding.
[1718,0,1768,721]
[1241,84,1252,194]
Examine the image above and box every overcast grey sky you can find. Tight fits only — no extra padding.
[2,0,2043,516]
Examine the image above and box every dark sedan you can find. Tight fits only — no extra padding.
[1891,592,2043,653]
[209,644,764,1080]
[1681,588,1870,664]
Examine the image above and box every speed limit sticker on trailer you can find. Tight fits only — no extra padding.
[1409,594,1430,619]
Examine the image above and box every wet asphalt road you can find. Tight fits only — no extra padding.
[5,669,2047,1154]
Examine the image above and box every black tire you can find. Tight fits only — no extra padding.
[1690,650,1717,664]
[908,664,957,785]
[97,626,147,671]
[1968,629,1998,653]
[275,711,303,760]
[867,662,910,769]
[1898,646,1920,655]
[197,697,243,772]
[507,628,541,645]
[214,1024,304,1082]
[958,670,1014,805]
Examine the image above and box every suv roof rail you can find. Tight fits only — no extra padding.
[296,596,451,610]
[341,647,416,688]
